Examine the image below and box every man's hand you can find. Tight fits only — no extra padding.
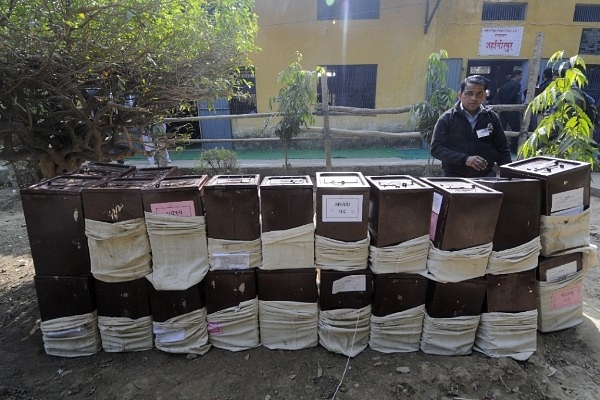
[466,155,488,171]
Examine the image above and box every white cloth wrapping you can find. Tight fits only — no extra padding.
[40,311,101,357]
[369,305,425,353]
[318,305,371,357]
[206,298,260,351]
[486,237,542,275]
[369,235,429,274]
[144,212,209,290]
[425,242,493,282]
[85,218,152,282]
[315,234,369,271]
[537,270,585,332]
[261,223,315,270]
[258,300,318,350]
[420,312,481,356]
[474,310,538,361]
[208,238,262,271]
[153,308,211,355]
[97,315,154,352]
[539,207,591,256]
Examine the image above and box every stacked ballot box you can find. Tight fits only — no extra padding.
[258,176,318,350]
[366,175,433,353]
[500,156,594,333]
[203,175,262,351]
[315,172,371,357]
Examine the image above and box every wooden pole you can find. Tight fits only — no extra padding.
[321,69,332,171]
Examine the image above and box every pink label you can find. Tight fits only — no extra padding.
[551,283,583,310]
[207,322,222,335]
[150,200,196,217]
[429,212,439,241]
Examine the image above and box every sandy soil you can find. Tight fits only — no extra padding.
[1,187,600,400]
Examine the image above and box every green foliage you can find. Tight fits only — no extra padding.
[522,51,598,167]
[411,50,457,145]
[265,52,321,169]
[195,147,240,176]
[0,0,259,178]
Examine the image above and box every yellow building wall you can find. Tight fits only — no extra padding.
[236,0,600,136]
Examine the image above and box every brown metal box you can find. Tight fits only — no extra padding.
[537,252,583,282]
[142,175,209,217]
[21,175,104,276]
[94,278,151,319]
[421,177,503,251]
[203,269,257,314]
[499,156,590,216]
[204,175,261,240]
[256,268,318,302]
[485,270,537,313]
[425,278,488,318]
[318,269,373,311]
[259,176,314,233]
[371,273,428,317]
[472,177,542,251]
[315,172,370,242]
[34,275,96,321]
[148,283,205,323]
[72,162,136,178]
[82,178,156,222]
[366,175,434,247]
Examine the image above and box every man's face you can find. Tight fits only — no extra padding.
[459,82,487,113]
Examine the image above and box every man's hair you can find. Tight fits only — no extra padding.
[542,68,553,80]
[511,69,522,78]
[460,75,488,91]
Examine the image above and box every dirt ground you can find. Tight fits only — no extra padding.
[1,186,600,400]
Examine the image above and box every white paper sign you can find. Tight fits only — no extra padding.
[479,26,523,56]
[153,327,185,343]
[212,253,250,270]
[551,187,584,214]
[431,192,443,215]
[332,275,366,294]
[546,261,578,283]
[321,195,363,222]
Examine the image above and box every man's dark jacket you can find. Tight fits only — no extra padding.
[430,102,512,177]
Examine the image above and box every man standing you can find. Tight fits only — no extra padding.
[430,75,512,178]
[493,69,523,153]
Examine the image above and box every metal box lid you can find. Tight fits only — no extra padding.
[500,156,590,178]
[21,174,104,194]
[128,166,180,180]
[205,174,261,189]
[421,177,503,196]
[366,175,433,192]
[73,162,136,178]
[316,172,369,189]
[260,175,313,190]
[142,175,209,192]
[85,177,157,191]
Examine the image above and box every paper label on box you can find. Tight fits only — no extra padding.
[212,253,250,270]
[321,195,363,222]
[431,192,443,214]
[150,200,196,217]
[153,327,185,343]
[551,188,584,214]
[429,212,439,241]
[332,275,366,294]
[546,261,578,283]
[551,282,583,310]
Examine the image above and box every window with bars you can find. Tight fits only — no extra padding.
[574,4,600,22]
[579,28,600,56]
[317,65,377,109]
[482,2,527,21]
[229,68,257,115]
[317,0,380,20]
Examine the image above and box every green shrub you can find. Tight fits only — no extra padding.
[194,148,240,176]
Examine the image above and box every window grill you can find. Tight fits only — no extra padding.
[317,0,380,20]
[317,65,377,109]
[574,4,600,22]
[482,2,526,21]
